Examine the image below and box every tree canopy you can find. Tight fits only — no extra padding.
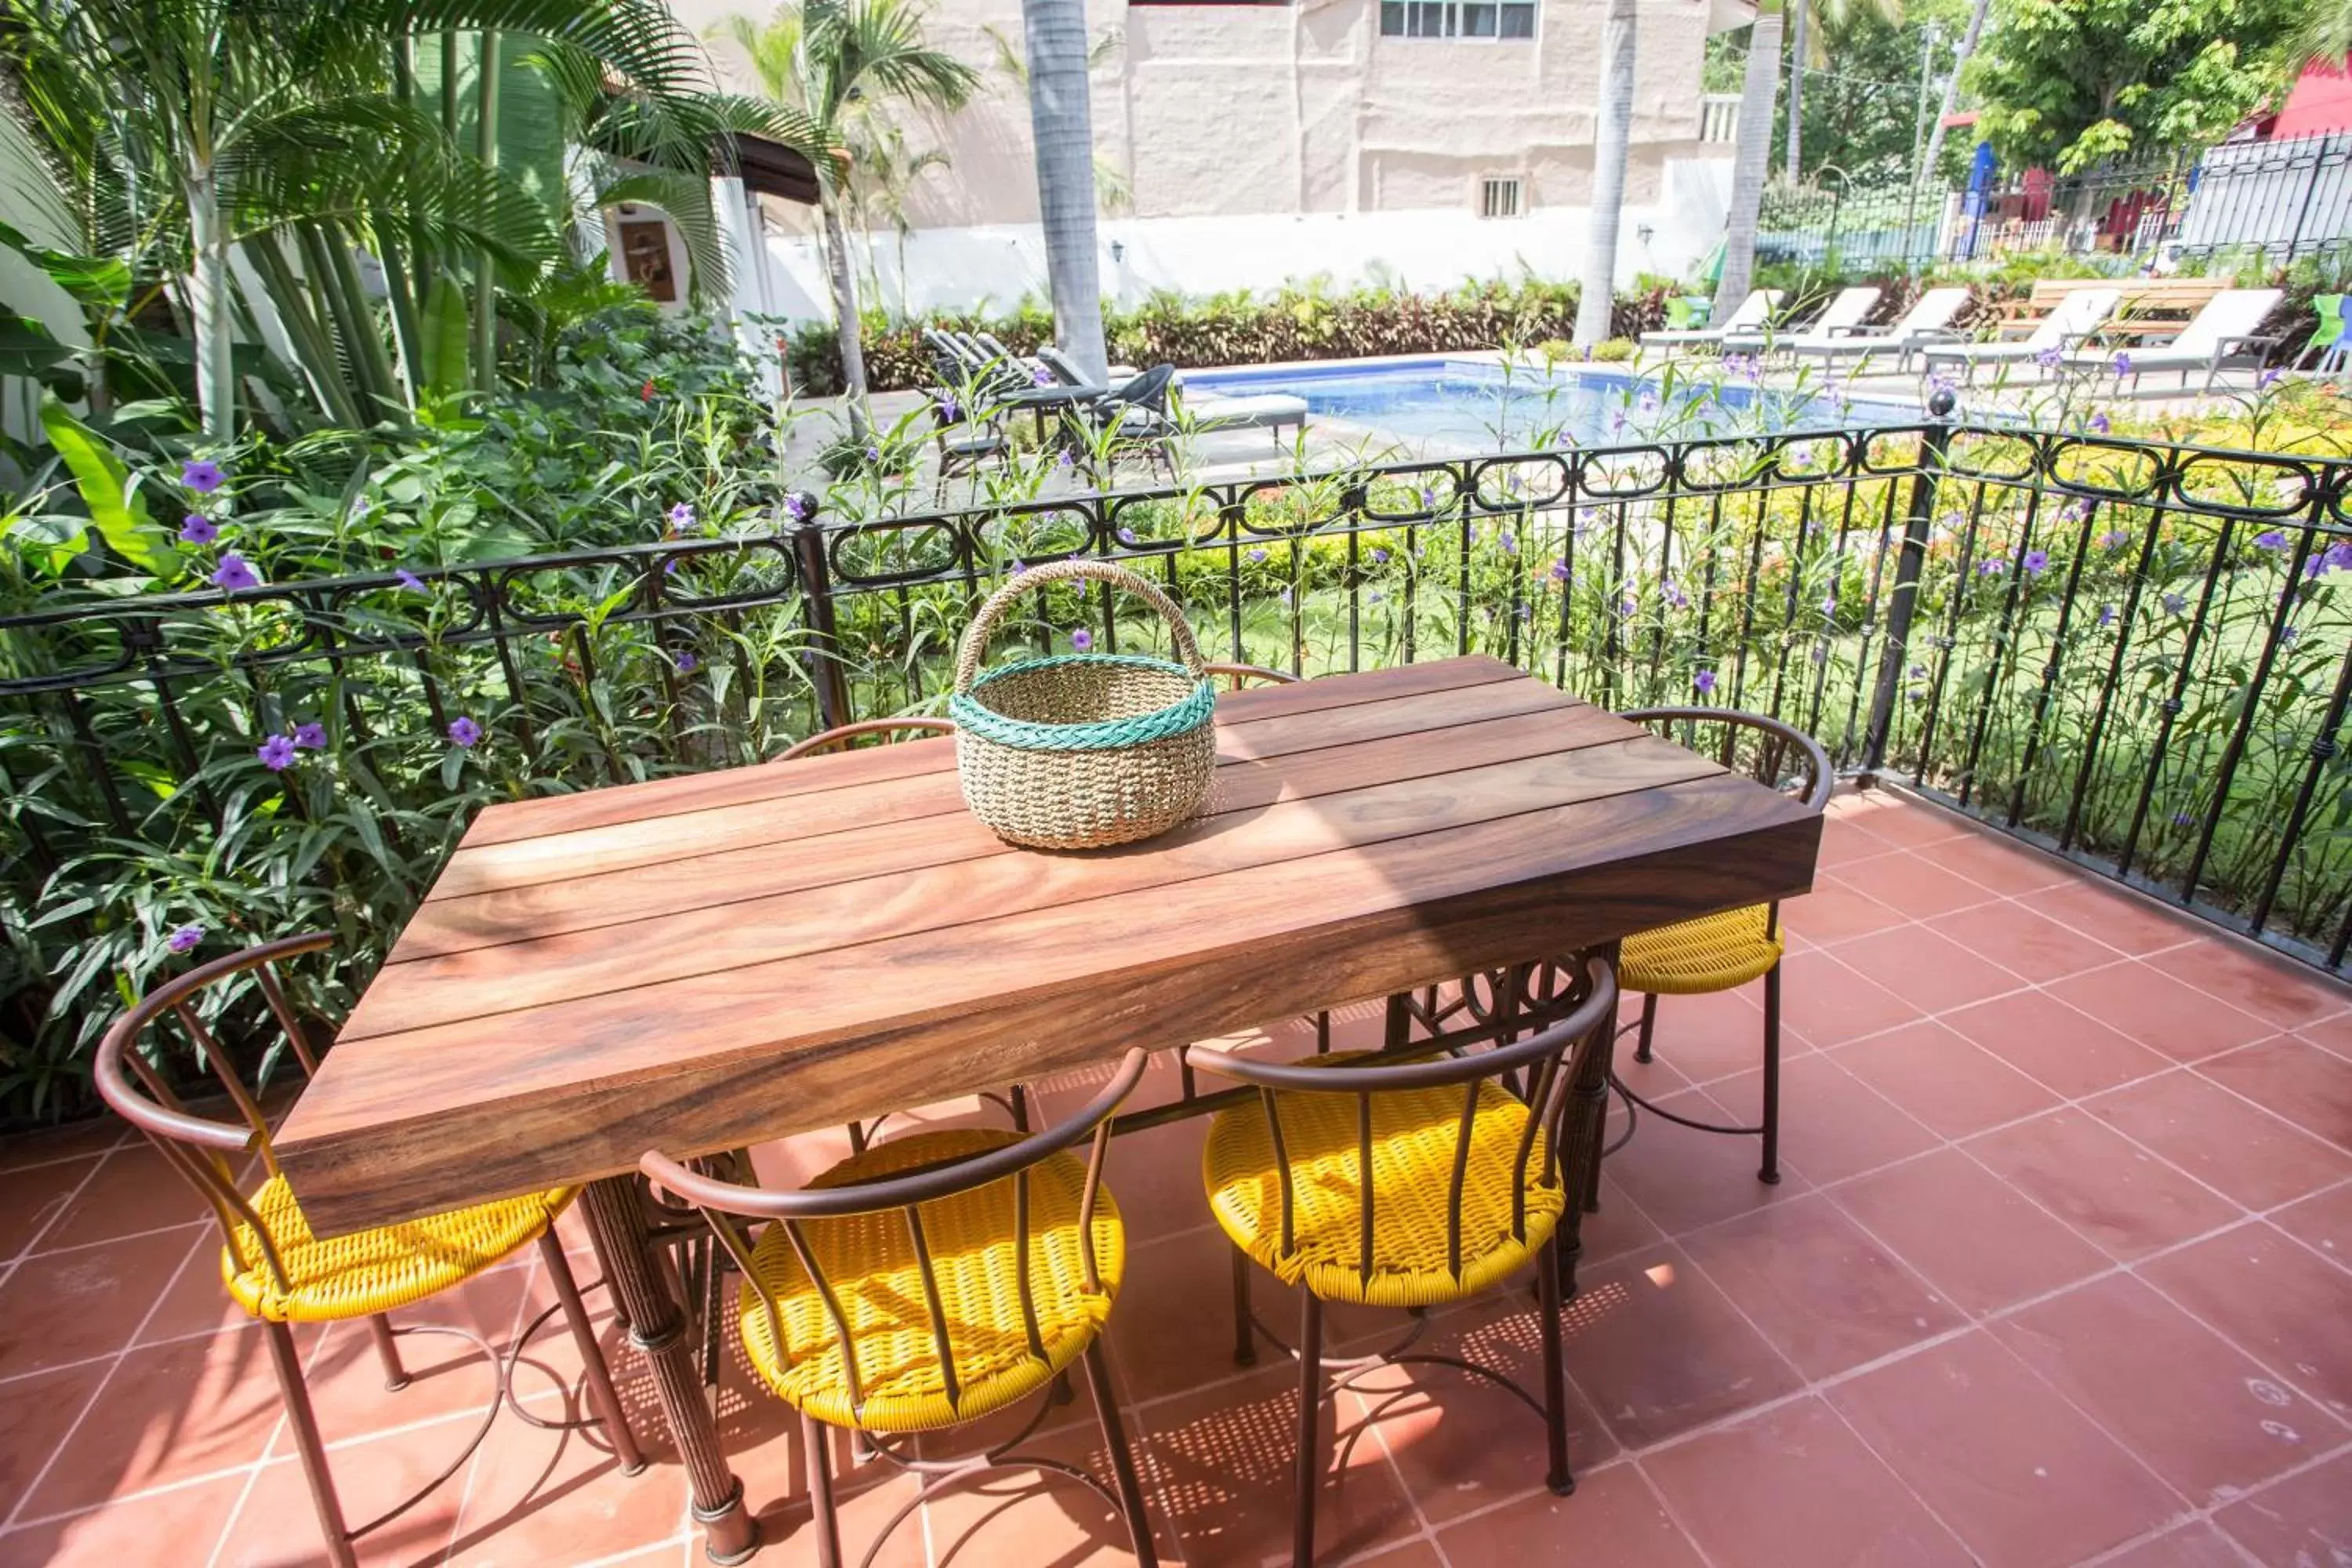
[1968,0,2307,172]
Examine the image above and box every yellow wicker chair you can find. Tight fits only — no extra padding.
[95,934,641,1568]
[1197,957,1619,1566]
[1613,707,1834,1184]
[641,1048,1160,1568]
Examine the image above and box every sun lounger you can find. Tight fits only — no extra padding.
[2061,289,2285,391]
[1917,289,2121,383]
[1722,287,1882,354]
[1777,288,1973,372]
[1639,290,1784,352]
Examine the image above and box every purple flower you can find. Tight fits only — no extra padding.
[667,502,696,532]
[178,514,217,544]
[2089,412,2112,435]
[1279,586,1293,605]
[2098,530,2131,550]
[1549,558,1570,582]
[2022,549,2050,576]
[2259,367,2284,390]
[2163,592,2187,615]
[1907,664,1927,678]
[256,734,296,771]
[166,924,205,953]
[865,445,881,463]
[1978,558,2008,576]
[1372,547,1390,564]
[2098,604,2116,628]
[1368,589,1385,604]
[210,553,260,592]
[1056,448,1074,469]
[936,397,961,421]
[2256,530,2290,551]
[1031,365,1054,387]
[2172,810,2196,827]
[1663,581,1690,610]
[1693,669,1718,694]
[447,717,482,748]
[1609,409,1629,436]
[1420,486,1438,510]
[1639,389,1661,413]
[292,722,326,750]
[1618,595,1637,618]
[2034,345,2063,370]
[1819,596,1838,616]
[1247,547,1268,564]
[674,652,699,674]
[783,493,810,523]
[1070,629,1094,652]
[181,459,225,494]
[351,495,372,518]
[2112,352,2133,379]
[395,568,426,592]
[1117,527,1138,545]
[2325,542,2352,573]
[1500,532,1517,556]
[2283,624,2303,646]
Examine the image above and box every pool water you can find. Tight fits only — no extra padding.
[1181,358,1920,450]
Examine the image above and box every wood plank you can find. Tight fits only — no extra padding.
[460,654,1526,848]
[280,775,1818,1229]
[345,734,1717,1038]
[390,703,1645,962]
[426,675,1584,901]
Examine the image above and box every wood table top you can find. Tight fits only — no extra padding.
[275,655,1822,1232]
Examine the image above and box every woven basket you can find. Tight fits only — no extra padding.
[949,560,1215,850]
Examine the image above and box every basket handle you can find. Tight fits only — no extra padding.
[953,559,1207,695]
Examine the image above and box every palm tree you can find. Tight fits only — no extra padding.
[718,0,975,439]
[1714,0,1785,328]
[1914,0,1991,192]
[1018,0,1109,383]
[841,118,951,318]
[1784,0,1901,184]
[1575,0,1636,347]
[2,0,705,438]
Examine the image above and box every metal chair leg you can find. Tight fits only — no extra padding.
[1632,993,1657,1064]
[366,1312,409,1392]
[265,1318,359,1568]
[1231,1245,1258,1366]
[802,1409,844,1568]
[1759,962,1784,1185]
[537,1231,647,1474]
[1083,1341,1160,1567]
[1292,1292,1323,1568]
[1537,1237,1575,1496]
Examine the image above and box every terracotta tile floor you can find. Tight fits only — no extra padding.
[4,790,2352,1567]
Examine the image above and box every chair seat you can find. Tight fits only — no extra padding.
[1621,903,1783,995]
[225,1175,572,1323]
[1203,1062,1564,1309]
[737,1128,1124,1433]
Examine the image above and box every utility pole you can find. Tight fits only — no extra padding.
[1900,23,1942,276]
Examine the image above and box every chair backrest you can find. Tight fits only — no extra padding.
[1892,287,1971,336]
[1036,343,1102,390]
[640,1047,1150,1421]
[1618,706,1834,814]
[1191,956,1617,1287]
[1724,289,1782,330]
[776,717,954,762]
[1203,662,1298,689]
[2307,294,2347,350]
[1815,287,1881,332]
[2030,288,2120,347]
[2172,289,2283,354]
[94,933,336,1294]
[1109,363,1175,412]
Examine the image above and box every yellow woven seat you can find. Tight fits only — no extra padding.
[1621,903,1782,995]
[1203,1062,1563,1309]
[225,1175,573,1324]
[737,1128,1124,1433]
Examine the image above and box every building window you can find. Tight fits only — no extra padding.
[1380,1,1535,38]
[1480,176,1524,218]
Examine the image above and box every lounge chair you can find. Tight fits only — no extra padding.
[1639,289,1784,352]
[975,330,1139,387]
[2063,288,2286,391]
[1784,287,1973,372]
[1917,289,2121,383]
[1722,286,1882,354]
[1036,347,1308,446]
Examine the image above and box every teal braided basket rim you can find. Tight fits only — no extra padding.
[949,653,1214,752]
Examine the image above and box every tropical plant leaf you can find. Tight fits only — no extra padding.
[36,394,180,577]
[419,274,474,399]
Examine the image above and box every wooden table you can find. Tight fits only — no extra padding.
[276,654,1821,1563]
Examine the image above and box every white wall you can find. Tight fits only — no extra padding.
[756,155,1733,325]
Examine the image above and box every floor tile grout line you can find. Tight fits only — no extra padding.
[2,1222,209,1532]
[5,1141,136,1272]
[2065,1435,2352,1568]
[1616,1457,1730,1568]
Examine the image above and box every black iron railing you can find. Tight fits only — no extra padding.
[5,419,2350,1109]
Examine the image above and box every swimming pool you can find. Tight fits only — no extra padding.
[1181,358,1921,450]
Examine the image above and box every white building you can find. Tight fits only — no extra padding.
[661,0,1748,324]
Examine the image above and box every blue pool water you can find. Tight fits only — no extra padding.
[1181,358,1921,450]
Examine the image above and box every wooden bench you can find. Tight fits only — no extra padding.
[1992,276,2228,341]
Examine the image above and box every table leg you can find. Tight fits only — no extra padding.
[1554,942,1621,1300]
[579,1177,759,1566]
